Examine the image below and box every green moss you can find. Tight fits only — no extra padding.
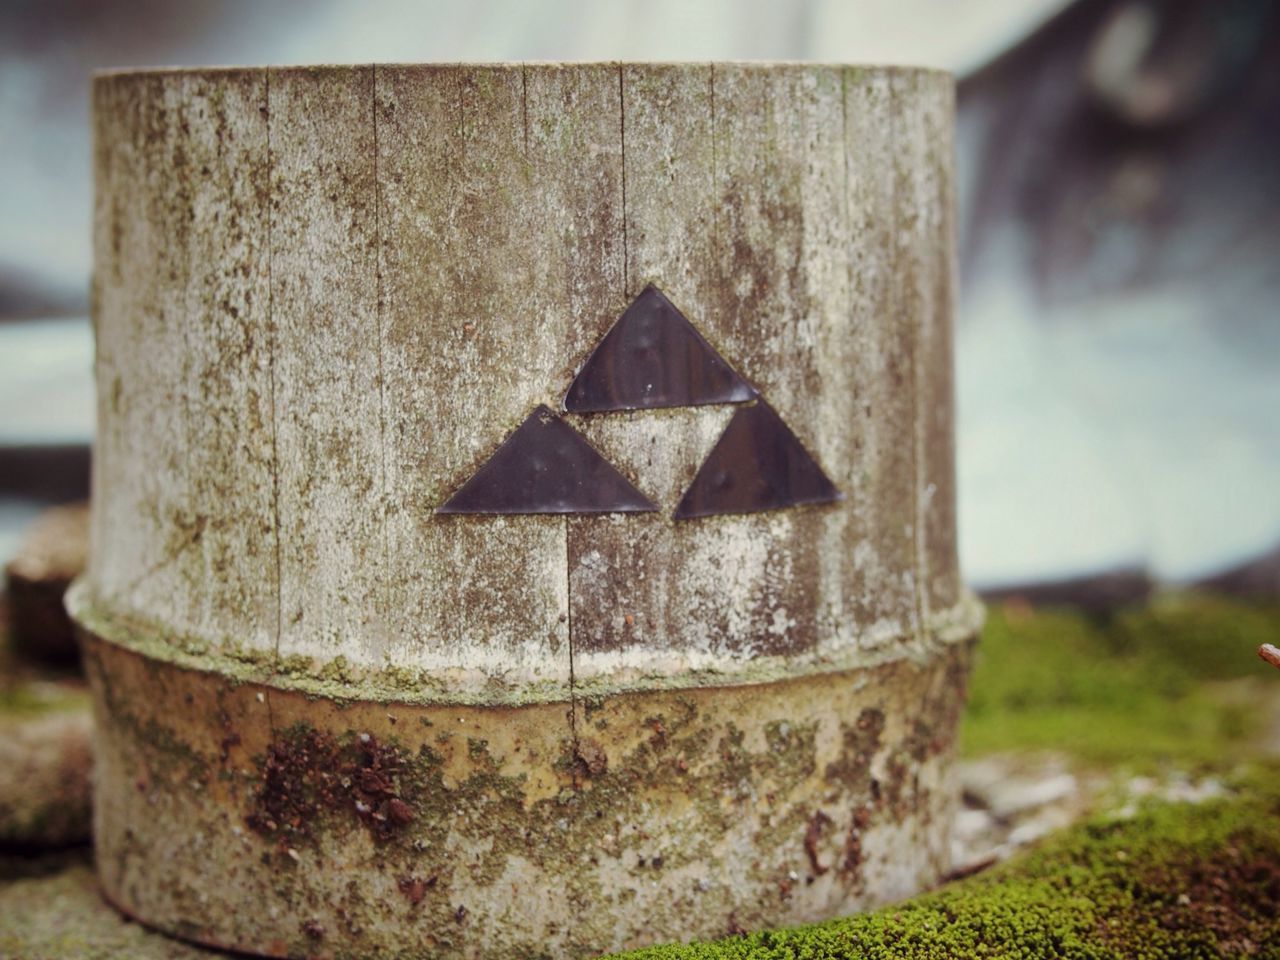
[1112,594,1280,681]
[610,763,1280,960]
[960,592,1280,767]
[0,680,89,718]
[0,606,89,719]
[276,652,315,678]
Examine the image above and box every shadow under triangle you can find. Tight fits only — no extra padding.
[563,284,757,413]
[674,401,841,520]
[438,405,657,515]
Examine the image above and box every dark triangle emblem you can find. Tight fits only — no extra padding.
[438,405,657,515]
[674,401,841,520]
[563,285,757,413]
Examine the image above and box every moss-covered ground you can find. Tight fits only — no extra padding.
[609,591,1280,959]
[960,593,1280,766]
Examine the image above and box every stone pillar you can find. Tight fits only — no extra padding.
[73,63,980,959]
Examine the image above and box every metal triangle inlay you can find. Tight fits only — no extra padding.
[674,401,842,520]
[437,405,657,516]
[563,285,757,413]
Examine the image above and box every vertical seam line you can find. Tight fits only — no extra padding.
[709,63,717,330]
[371,65,390,661]
[840,67,863,641]
[619,63,628,298]
[521,64,530,157]
[904,77,928,643]
[939,80,960,596]
[565,514,578,785]
[841,68,851,253]
[264,67,280,733]
[457,72,466,164]
[171,80,198,613]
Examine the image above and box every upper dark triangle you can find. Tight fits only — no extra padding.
[437,405,657,515]
[674,401,841,520]
[563,285,757,413]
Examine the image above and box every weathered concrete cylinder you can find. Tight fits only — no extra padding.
[72,63,980,958]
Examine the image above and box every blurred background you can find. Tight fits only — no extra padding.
[2,0,1278,601]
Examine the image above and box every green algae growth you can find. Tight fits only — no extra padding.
[961,592,1280,767]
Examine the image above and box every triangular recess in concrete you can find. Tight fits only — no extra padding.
[437,405,657,515]
[674,401,841,520]
[563,285,757,413]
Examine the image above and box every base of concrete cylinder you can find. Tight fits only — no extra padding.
[79,628,975,959]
